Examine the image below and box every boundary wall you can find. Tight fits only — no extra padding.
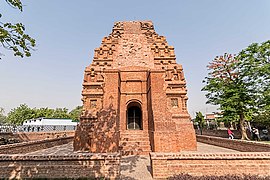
[197,135,270,152]
[195,129,242,138]
[0,153,120,179]
[0,136,73,154]
[15,130,75,141]
[150,152,270,179]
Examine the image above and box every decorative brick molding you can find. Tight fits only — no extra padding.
[197,135,270,152]
[0,153,120,179]
[150,152,270,179]
[0,136,73,154]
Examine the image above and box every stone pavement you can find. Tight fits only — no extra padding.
[25,142,238,156]
[24,142,239,179]
[190,142,238,153]
[120,155,152,180]
[25,142,74,155]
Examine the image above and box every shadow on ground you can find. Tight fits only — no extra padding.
[120,155,151,180]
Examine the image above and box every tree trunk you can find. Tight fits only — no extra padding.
[239,113,249,140]
[199,123,203,135]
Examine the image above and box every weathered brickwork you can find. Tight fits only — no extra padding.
[74,21,197,154]
[0,136,73,154]
[195,129,242,138]
[0,153,120,179]
[0,131,74,143]
[150,152,270,179]
[197,135,270,152]
[16,131,75,141]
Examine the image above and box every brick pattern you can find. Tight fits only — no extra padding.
[16,131,75,141]
[197,135,270,152]
[0,153,120,179]
[74,21,197,154]
[119,130,151,155]
[195,129,242,138]
[150,152,270,179]
[0,136,73,154]
[0,131,75,142]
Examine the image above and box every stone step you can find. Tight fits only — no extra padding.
[120,135,149,139]
[121,150,150,156]
[120,141,151,147]
[120,131,148,135]
[120,146,151,152]
[120,131,151,156]
[120,137,150,141]
[120,141,150,147]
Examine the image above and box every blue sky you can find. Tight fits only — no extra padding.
[0,0,270,117]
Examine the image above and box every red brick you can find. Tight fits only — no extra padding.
[74,21,197,154]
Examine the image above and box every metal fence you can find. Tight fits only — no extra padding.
[0,125,77,133]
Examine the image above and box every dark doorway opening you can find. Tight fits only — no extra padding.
[127,103,142,130]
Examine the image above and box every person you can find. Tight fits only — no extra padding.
[227,128,234,139]
[252,128,261,141]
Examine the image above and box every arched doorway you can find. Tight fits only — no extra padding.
[127,102,142,130]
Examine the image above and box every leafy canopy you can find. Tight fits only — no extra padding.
[203,41,270,120]
[195,111,205,127]
[0,0,36,59]
[6,104,82,125]
[0,107,7,125]
[202,40,270,139]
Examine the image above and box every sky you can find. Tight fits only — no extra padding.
[0,0,270,117]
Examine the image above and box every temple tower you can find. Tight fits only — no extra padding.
[73,21,197,155]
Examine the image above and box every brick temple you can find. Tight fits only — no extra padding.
[73,21,197,155]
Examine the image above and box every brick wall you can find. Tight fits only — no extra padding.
[0,131,75,143]
[195,129,242,138]
[16,130,75,141]
[150,152,270,179]
[0,153,120,179]
[197,135,270,152]
[0,136,73,154]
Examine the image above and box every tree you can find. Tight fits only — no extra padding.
[0,107,7,125]
[33,107,55,118]
[0,0,35,59]
[202,41,270,140]
[7,104,35,125]
[69,106,82,121]
[51,108,70,119]
[6,104,83,125]
[238,41,270,124]
[32,107,71,119]
[195,112,205,135]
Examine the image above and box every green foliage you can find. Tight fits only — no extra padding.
[238,41,270,112]
[0,107,7,125]
[7,104,35,125]
[195,112,205,135]
[6,104,82,125]
[51,108,70,119]
[34,107,55,118]
[69,106,83,121]
[0,0,36,59]
[33,107,70,119]
[195,112,205,127]
[202,40,270,139]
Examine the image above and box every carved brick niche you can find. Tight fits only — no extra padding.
[74,21,197,154]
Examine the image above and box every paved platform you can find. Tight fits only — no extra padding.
[24,142,238,156]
